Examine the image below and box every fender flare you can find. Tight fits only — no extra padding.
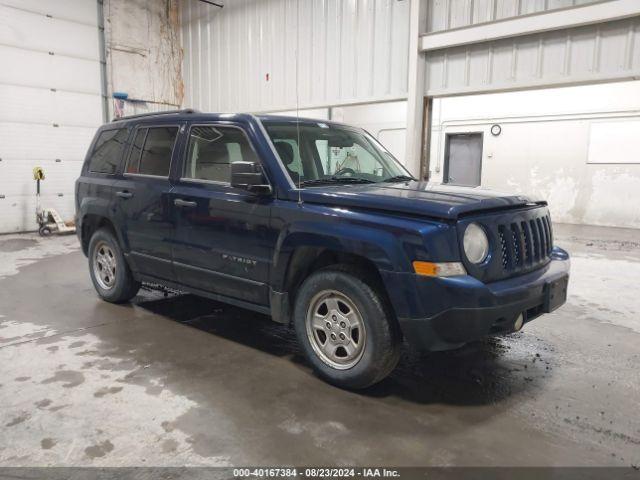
[78,199,124,254]
[269,221,409,293]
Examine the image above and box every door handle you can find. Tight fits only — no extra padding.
[174,198,197,208]
[116,191,133,199]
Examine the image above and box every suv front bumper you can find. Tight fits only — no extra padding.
[382,247,570,351]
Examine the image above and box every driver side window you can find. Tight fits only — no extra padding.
[183,126,258,183]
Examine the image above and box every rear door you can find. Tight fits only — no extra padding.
[77,127,129,230]
[112,123,184,280]
[170,123,275,306]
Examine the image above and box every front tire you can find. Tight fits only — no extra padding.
[293,267,401,389]
[88,228,140,303]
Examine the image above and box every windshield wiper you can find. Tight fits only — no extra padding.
[299,177,375,187]
[382,174,416,183]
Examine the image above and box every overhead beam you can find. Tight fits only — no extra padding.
[420,0,640,52]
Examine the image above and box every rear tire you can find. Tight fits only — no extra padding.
[293,267,401,389]
[88,228,140,303]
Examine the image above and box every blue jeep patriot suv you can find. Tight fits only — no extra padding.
[76,109,570,389]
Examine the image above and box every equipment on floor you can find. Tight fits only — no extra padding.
[33,166,76,237]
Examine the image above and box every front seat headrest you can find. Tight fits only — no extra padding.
[275,142,295,166]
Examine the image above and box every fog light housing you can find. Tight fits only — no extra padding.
[463,223,489,264]
[514,313,524,331]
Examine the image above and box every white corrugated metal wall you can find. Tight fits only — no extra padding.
[0,0,103,233]
[424,17,640,96]
[425,0,603,33]
[181,0,410,113]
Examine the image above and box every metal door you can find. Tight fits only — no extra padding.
[444,133,483,187]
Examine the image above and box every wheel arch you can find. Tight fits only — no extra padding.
[80,214,119,256]
[270,229,406,327]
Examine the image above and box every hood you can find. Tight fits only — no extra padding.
[299,181,544,220]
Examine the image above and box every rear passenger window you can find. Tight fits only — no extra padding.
[126,129,146,174]
[183,126,258,183]
[88,129,128,174]
[126,126,178,177]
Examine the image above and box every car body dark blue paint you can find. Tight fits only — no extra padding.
[76,111,570,352]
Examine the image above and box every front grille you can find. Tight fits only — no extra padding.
[499,213,552,272]
[459,207,554,283]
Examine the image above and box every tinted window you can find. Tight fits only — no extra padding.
[126,129,146,174]
[126,127,178,177]
[183,126,258,183]
[88,129,128,174]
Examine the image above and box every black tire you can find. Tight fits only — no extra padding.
[293,266,401,389]
[88,228,140,303]
[39,226,52,237]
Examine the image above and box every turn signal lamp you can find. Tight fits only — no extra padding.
[412,261,466,277]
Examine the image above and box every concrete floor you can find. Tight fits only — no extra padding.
[0,225,638,467]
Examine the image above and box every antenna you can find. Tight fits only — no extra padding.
[295,0,302,205]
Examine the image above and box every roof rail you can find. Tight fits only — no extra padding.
[111,108,200,122]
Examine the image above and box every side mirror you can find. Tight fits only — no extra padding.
[230,161,272,195]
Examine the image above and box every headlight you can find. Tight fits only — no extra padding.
[463,223,489,264]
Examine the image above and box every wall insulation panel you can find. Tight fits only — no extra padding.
[425,0,603,33]
[181,0,410,113]
[425,16,640,96]
[0,0,102,233]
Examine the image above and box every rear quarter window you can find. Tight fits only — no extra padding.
[87,129,128,174]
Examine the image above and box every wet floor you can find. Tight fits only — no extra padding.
[0,225,639,467]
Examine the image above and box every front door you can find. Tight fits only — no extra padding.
[444,133,483,187]
[170,123,275,307]
[112,124,182,280]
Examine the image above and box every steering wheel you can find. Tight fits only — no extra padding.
[333,167,356,177]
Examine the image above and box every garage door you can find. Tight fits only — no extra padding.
[0,0,103,233]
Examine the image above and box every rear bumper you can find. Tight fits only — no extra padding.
[382,247,570,351]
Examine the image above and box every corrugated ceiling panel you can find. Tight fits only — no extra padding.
[425,0,605,33]
[181,0,410,113]
[425,17,640,96]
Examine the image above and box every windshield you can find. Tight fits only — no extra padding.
[262,120,414,187]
